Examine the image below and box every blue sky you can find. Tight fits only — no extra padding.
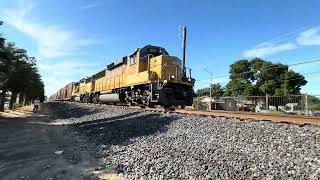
[1,0,320,95]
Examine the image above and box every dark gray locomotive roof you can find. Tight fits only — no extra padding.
[107,45,169,70]
[138,45,169,58]
[77,45,169,83]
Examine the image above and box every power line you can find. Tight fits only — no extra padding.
[289,59,320,66]
[260,25,312,45]
[230,59,320,78]
[251,71,320,85]
[200,71,320,92]
[196,59,320,81]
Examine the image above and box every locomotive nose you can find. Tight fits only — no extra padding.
[161,56,183,81]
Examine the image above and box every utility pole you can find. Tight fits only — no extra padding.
[266,93,269,110]
[203,68,213,110]
[182,26,187,78]
[197,96,199,109]
[305,94,308,116]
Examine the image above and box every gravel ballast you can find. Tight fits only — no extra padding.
[48,102,320,179]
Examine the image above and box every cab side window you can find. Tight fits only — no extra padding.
[130,54,136,65]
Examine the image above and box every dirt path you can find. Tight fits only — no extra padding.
[0,104,102,180]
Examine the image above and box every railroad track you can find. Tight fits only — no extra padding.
[118,105,320,127]
[68,101,320,127]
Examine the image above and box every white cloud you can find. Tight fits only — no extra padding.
[42,77,73,97]
[2,1,102,58]
[243,42,297,58]
[1,1,106,95]
[80,3,98,10]
[243,26,320,58]
[296,27,320,46]
[39,60,102,95]
[39,61,96,75]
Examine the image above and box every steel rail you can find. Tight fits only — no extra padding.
[68,102,320,127]
[116,105,320,127]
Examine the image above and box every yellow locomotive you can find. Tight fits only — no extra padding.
[68,44,195,108]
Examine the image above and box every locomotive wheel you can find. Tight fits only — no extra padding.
[126,101,134,106]
[93,94,99,104]
[148,104,155,108]
[164,105,175,111]
[141,90,151,107]
[139,105,146,108]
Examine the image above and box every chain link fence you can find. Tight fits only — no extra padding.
[193,94,320,116]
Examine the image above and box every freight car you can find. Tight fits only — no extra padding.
[65,82,76,101]
[52,82,76,101]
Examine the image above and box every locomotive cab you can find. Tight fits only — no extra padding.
[131,45,169,73]
[133,45,194,83]
[130,45,195,107]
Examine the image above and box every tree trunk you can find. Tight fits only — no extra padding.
[22,93,26,106]
[18,93,22,104]
[9,91,17,110]
[25,97,30,105]
[18,93,26,106]
[0,89,6,112]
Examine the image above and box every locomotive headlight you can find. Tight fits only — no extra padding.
[171,75,175,79]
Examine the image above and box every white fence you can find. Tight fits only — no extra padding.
[193,94,320,116]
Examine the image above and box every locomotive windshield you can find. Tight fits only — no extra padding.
[139,45,169,59]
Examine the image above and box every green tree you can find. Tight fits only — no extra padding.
[308,95,320,111]
[224,60,254,96]
[250,58,289,95]
[0,42,13,111]
[0,21,4,47]
[279,70,307,95]
[0,22,44,111]
[196,87,210,97]
[211,83,224,98]
[196,83,224,98]
[224,58,307,96]
[4,45,28,109]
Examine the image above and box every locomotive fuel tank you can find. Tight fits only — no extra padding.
[99,93,124,103]
[74,96,81,102]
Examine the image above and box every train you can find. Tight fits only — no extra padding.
[50,44,195,109]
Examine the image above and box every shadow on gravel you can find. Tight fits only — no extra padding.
[47,102,103,120]
[0,104,100,180]
[70,112,179,148]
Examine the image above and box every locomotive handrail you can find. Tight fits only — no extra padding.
[184,67,193,79]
